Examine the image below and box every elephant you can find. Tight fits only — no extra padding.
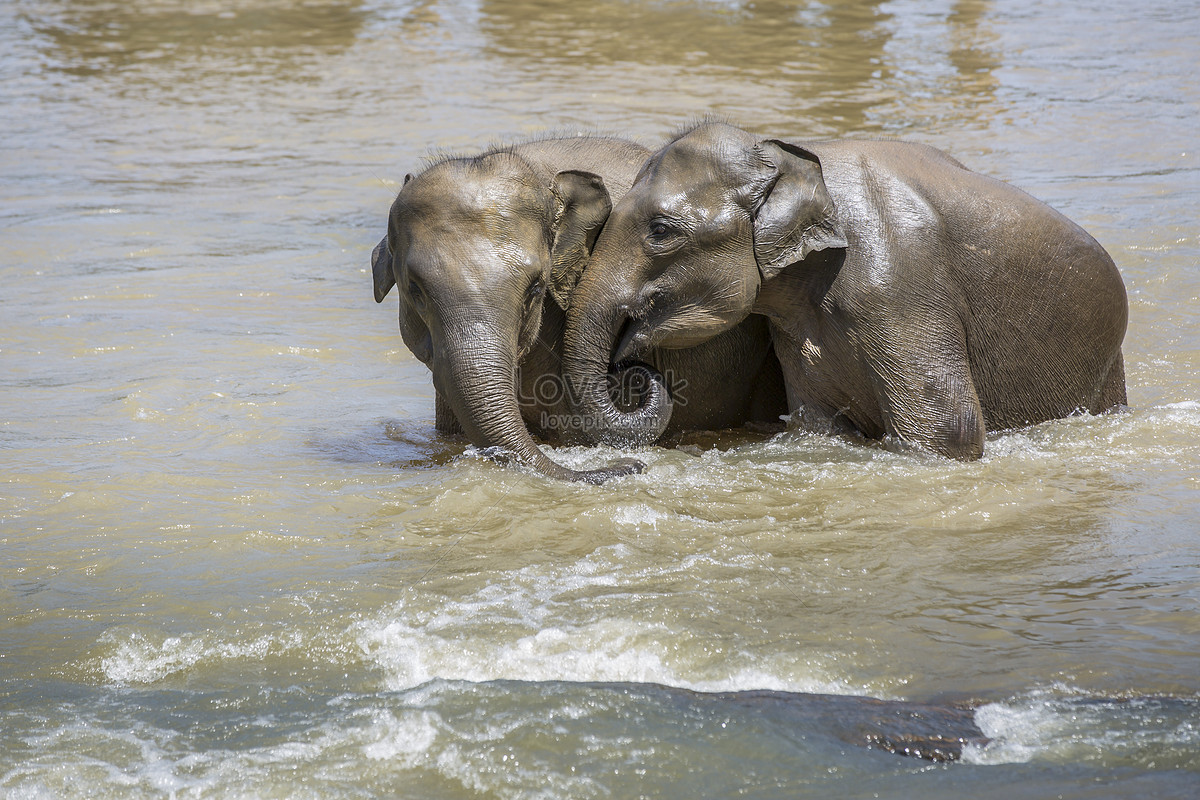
[372,135,786,483]
[560,121,1128,463]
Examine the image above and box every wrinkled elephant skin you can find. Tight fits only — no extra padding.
[372,135,786,482]
[563,122,1127,460]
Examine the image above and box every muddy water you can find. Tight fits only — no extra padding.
[2,0,1199,796]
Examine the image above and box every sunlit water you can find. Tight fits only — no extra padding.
[2,0,1198,797]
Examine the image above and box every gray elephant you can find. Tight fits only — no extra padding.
[560,122,1127,463]
[372,135,786,483]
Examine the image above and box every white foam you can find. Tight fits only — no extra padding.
[961,701,1050,764]
[962,692,1200,767]
[98,628,292,684]
[353,537,866,697]
[361,709,440,763]
[685,666,851,696]
[99,631,209,684]
[359,616,672,690]
[609,503,668,529]
[357,606,855,697]
[2,715,212,798]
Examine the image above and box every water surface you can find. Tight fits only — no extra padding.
[2,0,1199,796]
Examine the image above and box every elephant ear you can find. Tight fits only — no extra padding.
[751,140,848,281]
[371,235,395,303]
[372,174,415,303]
[548,169,612,311]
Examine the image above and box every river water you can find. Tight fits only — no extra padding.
[2,0,1198,796]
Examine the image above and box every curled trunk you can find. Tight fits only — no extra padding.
[561,298,674,448]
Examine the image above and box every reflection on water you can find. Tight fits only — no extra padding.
[481,0,894,132]
[2,0,1200,797]
[27,0,368,75]
[946,0,999,81]
[479,0,1001,135]
[481,0,893,74]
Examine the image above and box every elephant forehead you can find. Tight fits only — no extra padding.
[649,147,720,190]
[403,173,548,221]
[631,178,742,232]
[396,174,548,250]
[662,128,757,180]
[638,154,742,221]
[405,225,545,276]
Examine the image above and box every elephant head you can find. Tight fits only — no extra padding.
[373,144,669,483]
[562,122,846,445]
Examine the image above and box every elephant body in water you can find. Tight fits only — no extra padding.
[372,136,785,482]
[559,122,1127,469]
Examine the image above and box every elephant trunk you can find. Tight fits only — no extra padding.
[436,319,642,485]
[561,291,673,448]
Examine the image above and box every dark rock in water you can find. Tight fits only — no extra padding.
[513,680,989,762]
[675,686,989,763]
[726,689,986,762]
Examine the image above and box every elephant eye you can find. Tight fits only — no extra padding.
[524,277,546,307]
[407,278,425,306]
[644,217,686,255]
[648,220,674,239]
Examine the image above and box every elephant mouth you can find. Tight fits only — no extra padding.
[614,316,653,365]
[607,360,667,414]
